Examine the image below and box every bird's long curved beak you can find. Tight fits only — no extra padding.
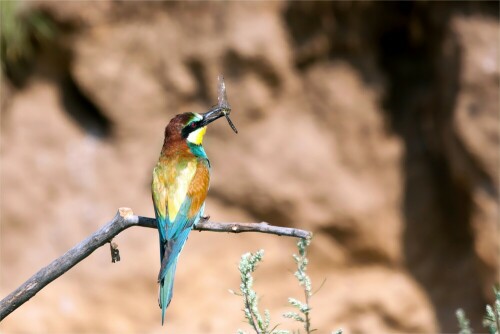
[200,106,228,127]
[200,105,238,133]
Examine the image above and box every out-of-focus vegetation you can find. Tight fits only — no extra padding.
[457,287,500,334]
[0,0,55,84]
[457,308,473,334]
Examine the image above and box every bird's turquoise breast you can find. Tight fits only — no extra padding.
[187,142,208,160]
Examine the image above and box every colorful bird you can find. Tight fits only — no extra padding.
[151,102,236,325]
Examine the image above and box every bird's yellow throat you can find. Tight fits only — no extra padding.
[187,126,207,145]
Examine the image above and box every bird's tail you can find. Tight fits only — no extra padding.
[159,259,178,325]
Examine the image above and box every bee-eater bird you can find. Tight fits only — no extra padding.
[151,105,234,325]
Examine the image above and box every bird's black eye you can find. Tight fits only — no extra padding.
[191,122,197,128]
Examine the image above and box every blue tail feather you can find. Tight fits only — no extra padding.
[157,224,192,325]
[156,199,204,325]
[159,259,177,325]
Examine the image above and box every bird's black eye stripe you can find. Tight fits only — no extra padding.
[181,121,199,138]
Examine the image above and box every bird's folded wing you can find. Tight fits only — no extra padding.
[152,157,210,242]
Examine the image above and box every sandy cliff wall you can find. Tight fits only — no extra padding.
[1,2,498,333]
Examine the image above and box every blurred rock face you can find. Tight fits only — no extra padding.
[1,1,498,333]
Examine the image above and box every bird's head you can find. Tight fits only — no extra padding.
[164,106,229,146]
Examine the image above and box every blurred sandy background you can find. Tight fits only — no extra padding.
[0,1,498,333]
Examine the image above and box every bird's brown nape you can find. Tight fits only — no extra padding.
[164,113,194,141]
[161,113,197,156]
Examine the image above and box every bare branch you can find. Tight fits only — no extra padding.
[0,207,311,321]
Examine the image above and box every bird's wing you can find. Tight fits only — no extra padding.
[152,157,201,238]
[152,163,170,244]
[154,157,210,281]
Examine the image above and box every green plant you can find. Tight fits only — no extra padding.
[456,286,500,334]
[483,288,500,334]
[282,238,313,333]
[0,0,55,83]
[233,239,342,334]
[232,250,286,334]
[456,308,472,334]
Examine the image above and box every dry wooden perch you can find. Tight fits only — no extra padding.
[0,207,311,321]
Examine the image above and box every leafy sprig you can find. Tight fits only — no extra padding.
[283,238,313,333]
[233,239,342,334]
[456,286,500,334]
[235,250,288,334]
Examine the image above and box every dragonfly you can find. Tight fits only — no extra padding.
[217,75,238,134]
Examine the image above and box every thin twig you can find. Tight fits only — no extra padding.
[0,207,311,321]
[304,284,311,334]
[245,295,262,334]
